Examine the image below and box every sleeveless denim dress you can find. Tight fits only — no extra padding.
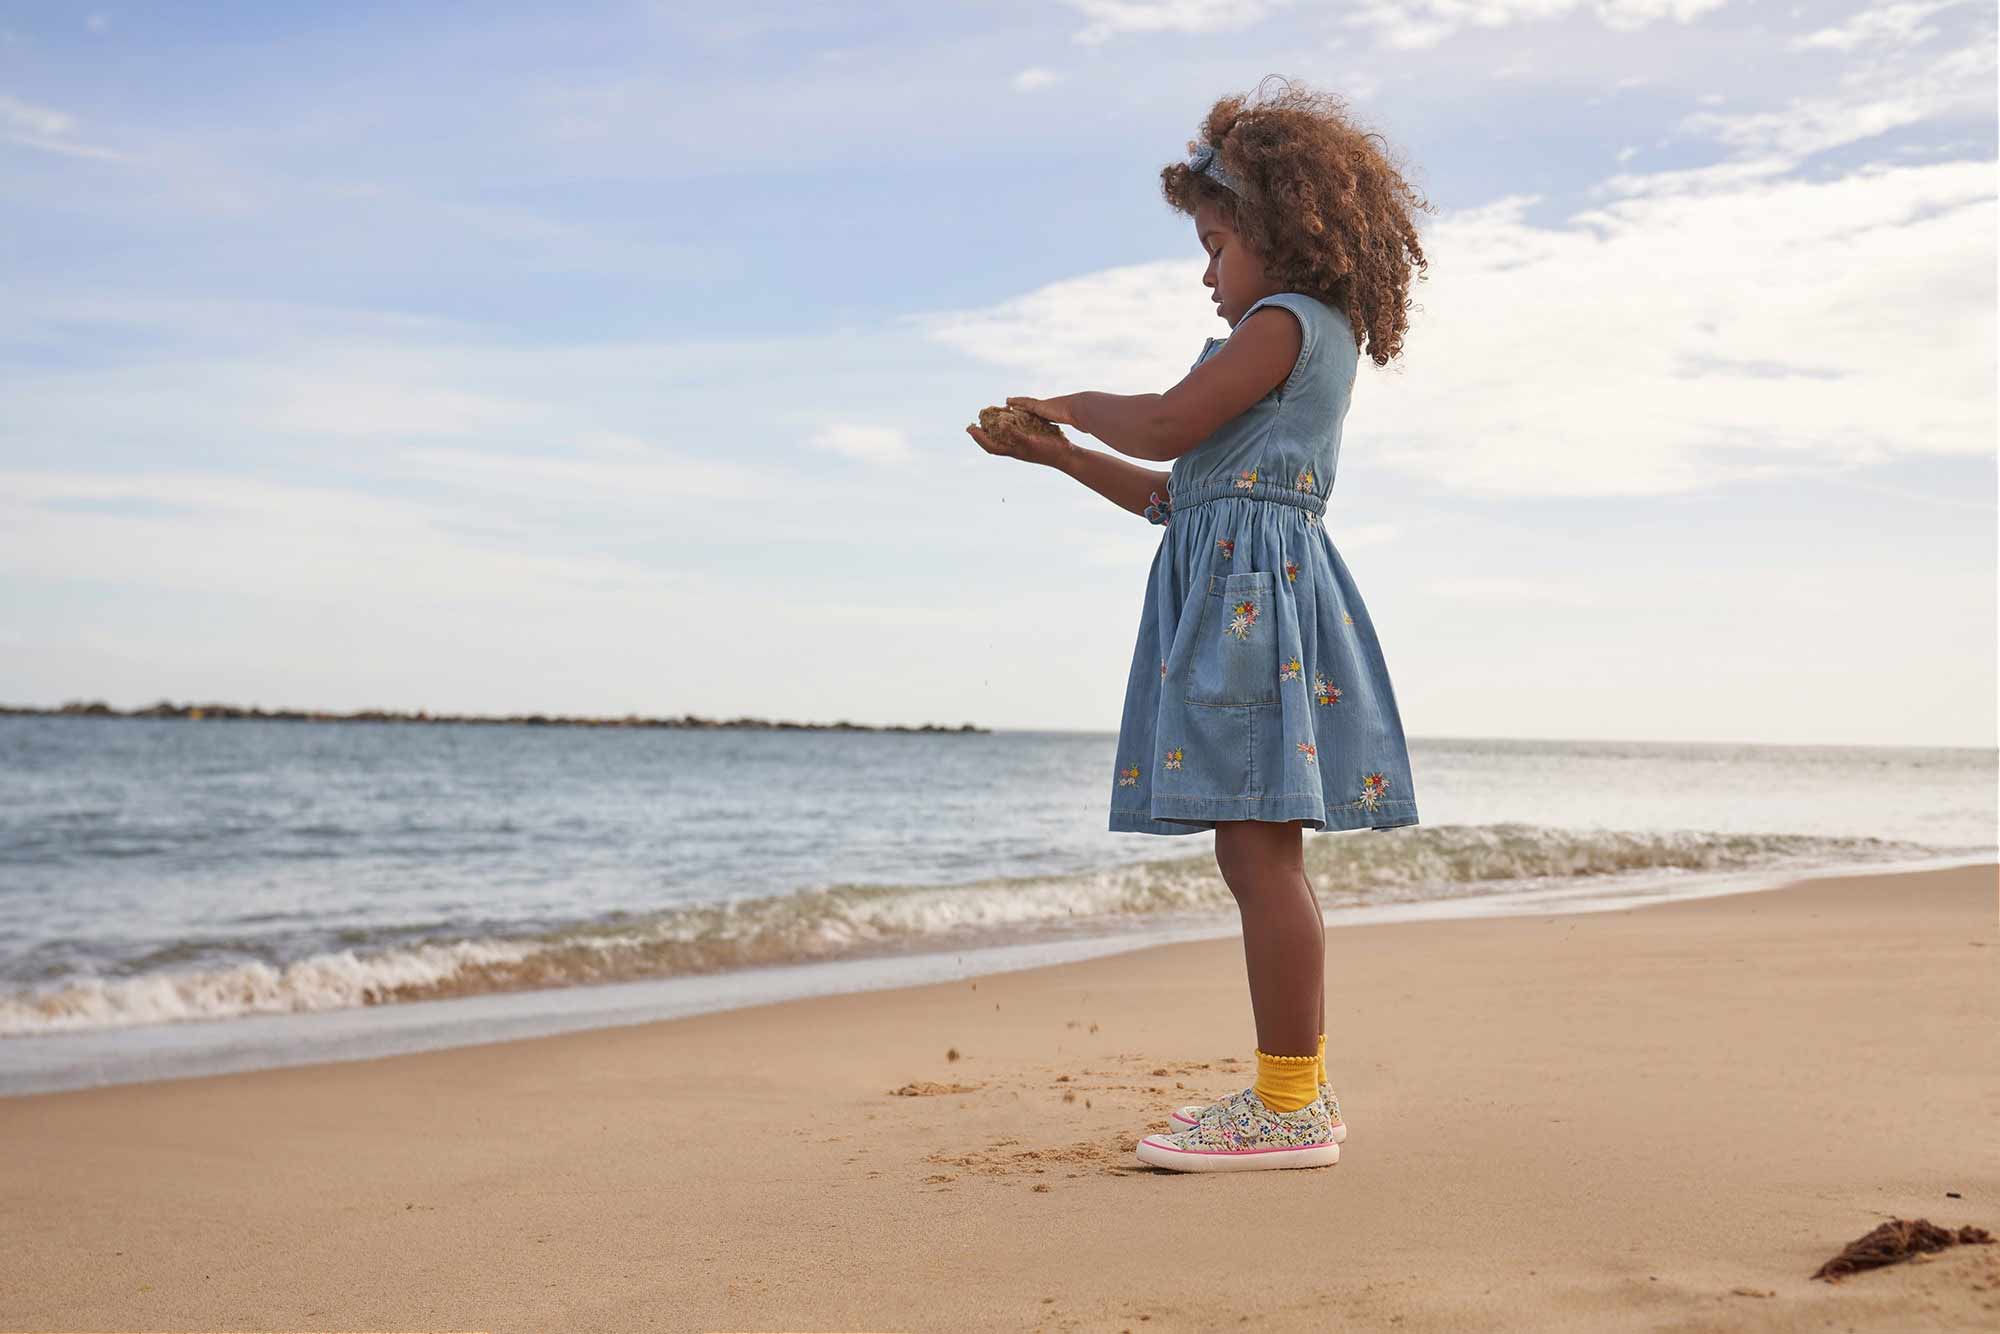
[1108,291,1420,835]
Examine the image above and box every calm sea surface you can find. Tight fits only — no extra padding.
[1,716,1992,1093]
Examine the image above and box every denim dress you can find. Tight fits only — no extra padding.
[1108,291,1421,835]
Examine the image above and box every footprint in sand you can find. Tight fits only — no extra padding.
[924,1137,1145,1180]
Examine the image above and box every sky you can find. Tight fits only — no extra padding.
[1,0,1995,747]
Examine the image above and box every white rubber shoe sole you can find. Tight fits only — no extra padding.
[1135,1133,1340,1172]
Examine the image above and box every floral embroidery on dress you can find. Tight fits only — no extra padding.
[1224,598,1260,640]
[1160,658,1167,682]
[1284,558,1299,584]
[1117,763,1140,787]
[1279,656,1302,682]
[1295,468,1315,491]
[1313,672,1342,706]
[1296,741,1317,764]
[1234,468,1258,490]
[1163,747,1183,771]
[1342,612,1354,625]
[1349,772,1390,811]
[1216,537,1235,559]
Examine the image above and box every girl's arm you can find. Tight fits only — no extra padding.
[1008,390,1174,462]
[1053,438,1172,520]
[1010,307,1302,463]
[1069,392,1175,462]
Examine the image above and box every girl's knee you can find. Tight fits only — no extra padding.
[1214,818,1304,883]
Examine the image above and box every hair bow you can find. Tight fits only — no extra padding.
[1187,142,1248,199]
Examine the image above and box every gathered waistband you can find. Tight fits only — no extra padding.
[1166,477,1328,520]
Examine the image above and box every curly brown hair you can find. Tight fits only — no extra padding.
[1161,76,1434,368]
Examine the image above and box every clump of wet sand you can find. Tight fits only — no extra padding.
[978,404,1064,446]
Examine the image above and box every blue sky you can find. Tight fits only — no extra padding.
[2,0,1994,746]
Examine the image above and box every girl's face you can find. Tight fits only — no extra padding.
[1195,197,1272,328]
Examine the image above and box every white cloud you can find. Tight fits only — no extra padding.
[388,440,764,504]
[1324,521,1399,550]
[1428,575,1602,607]
[916,0,1994,503]
[0,286,1020,564]
[0,468,875,724]
[769,598,1003,628]
[1590,154,1793,200]
[1680,39,1995,162]
[1352,0,1732,51]
[1334,69,1382,101]
[0,472,678,603]
[1380,160,1994,496]
[0,93,69,136]
[1013,66,1063,92]
[267,377,536,439]
[1792,0,1966,52]
[804,423,916,465]
[925,159,1994,499]
[1065,0,1297,45]
[918,258,1219,395]
[1059,0,1742,54]
[0,92,127,161]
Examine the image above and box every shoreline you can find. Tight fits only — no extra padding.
[6,848,1992,1096]
[4,849,1988,1099]
[2,860,1994,1331]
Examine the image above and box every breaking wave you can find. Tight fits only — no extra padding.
[0,823,1973,1036]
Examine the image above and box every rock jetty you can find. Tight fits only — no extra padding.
[0,700,987,734]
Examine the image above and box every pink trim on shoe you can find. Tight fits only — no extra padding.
[1138,1136,1332,1155]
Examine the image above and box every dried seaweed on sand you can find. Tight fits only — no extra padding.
[1810,1217,1994,1281]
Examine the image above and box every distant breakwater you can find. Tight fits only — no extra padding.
[2,700,989,734]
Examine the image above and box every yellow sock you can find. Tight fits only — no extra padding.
[1317,1031,1327,1088]
[1253,1048,1319,1113]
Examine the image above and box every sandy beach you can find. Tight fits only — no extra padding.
[2,861,1994,1333]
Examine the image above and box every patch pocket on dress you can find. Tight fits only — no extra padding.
[1185,570,1279,708]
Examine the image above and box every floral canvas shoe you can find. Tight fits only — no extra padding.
[1136,1087,1340,1172]
[1170,1081,1347,1143]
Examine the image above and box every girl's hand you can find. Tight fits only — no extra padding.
[967,419,1065,468]
[1006,394,1079,429]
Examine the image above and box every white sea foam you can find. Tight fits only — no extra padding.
[0,823,1976,1037]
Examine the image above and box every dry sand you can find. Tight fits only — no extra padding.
[2,862,1995,1333]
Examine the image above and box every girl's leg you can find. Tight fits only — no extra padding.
[1298,866,1327,1054]
[1212,818,1323,1056]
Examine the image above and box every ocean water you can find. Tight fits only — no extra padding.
[1,716,1992,1095]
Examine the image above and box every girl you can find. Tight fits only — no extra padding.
[967,79,1432,1173]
